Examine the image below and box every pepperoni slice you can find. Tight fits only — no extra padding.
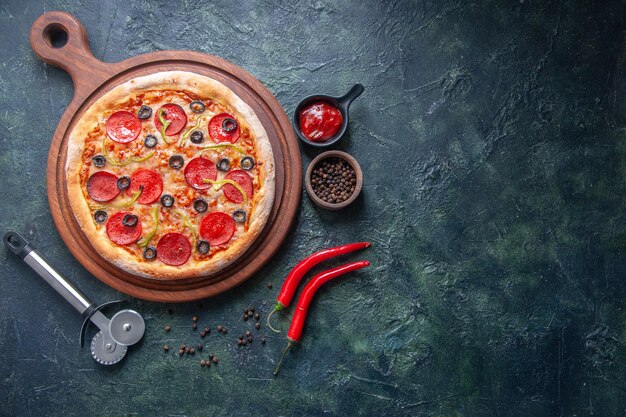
[184,157,217,190]
[154,103,187,135]
[106,211,142,246]
[87,171,120,202]
[127,169,163,204]
[156,232,191,266]
[106,111,142,143]
[200,212,236,246]
[223,170,253,204]
[208,113,240,144]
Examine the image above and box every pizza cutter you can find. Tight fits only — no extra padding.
[3,231,145,365]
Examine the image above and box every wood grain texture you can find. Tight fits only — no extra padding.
[30,11,301,302]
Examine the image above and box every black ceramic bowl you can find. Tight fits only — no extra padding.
[293,83,364,147]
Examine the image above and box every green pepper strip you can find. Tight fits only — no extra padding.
[200,143,246,155]
[89,187,143,211]
[178,117,205,147]
[174,210,198,243]
[102,137,155,167]
[137,206,159,248]
[202,179,248,205]
[158,108,171,144]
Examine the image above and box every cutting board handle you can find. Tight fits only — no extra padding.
[30,11,114,100]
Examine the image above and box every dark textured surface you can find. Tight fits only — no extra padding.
[1,1,626,416]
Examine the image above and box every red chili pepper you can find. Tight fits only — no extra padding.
[266,241,371,332]
[273,260,370,376]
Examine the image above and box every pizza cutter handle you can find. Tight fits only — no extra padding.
[3,232,95,315]
[29,11,113,98]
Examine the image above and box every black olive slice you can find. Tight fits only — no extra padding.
[144,134,158,148]
[190,100,206,114]
[143,246,157,260]
[196,240,210,254]
[222,117,238,133]
[117,176,130,190]
[122,214,138,227]
[190,130,204,144]
[169,155,184,170]
[161,194,174,208]
[233,209,246,223]
[240,157,255,170]
[217,158,230,172]
[92,155,106,167]
[137,105,152,119]
[193,199,208,213]
[94,210,108,224]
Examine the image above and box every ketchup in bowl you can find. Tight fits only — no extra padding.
[298,101,343,142]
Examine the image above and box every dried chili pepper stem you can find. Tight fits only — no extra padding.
[267,242,371,333]
[273,260,370,376]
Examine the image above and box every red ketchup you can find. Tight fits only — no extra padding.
[298,101,343,142]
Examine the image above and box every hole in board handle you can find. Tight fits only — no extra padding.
[43,23,68,49]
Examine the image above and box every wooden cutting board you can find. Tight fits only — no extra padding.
[29,11,301,302]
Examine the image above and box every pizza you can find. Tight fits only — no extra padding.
[66,71,275,279]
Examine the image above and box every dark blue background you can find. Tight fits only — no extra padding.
[1,1,625,416]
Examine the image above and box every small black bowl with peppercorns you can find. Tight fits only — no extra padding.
[305,150,363,210]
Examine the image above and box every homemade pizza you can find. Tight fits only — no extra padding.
[66,71,275,279]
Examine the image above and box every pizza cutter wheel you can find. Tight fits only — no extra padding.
[3,232,145,365]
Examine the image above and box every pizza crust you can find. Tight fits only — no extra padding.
[66,71,275,279]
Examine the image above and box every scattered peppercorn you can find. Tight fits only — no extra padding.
[185,346,191,353]
[209,353,214,360]
[200,359,206,366]
[267,282,273,289]
[192,323,197,330]
[261,337,266,344]
[204,327,210,334]
[197,344,203,351]
[200,331,206,338]
[255,322,261,330]
[212,357,219,364]
[163,345,170,352]
[223,328,228,334]
[217,325,223,332]
[310,157,357,204]
[165,325,171,332]
[237,339,244,346]
[247,336,253,343]
[254,313,260,320]
[249,306,255,313]
[178,349,185,356]
[192,315,199,322]
[189,348,195,355]
[243,314,249,321]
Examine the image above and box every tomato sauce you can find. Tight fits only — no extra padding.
[298,101,343,142]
